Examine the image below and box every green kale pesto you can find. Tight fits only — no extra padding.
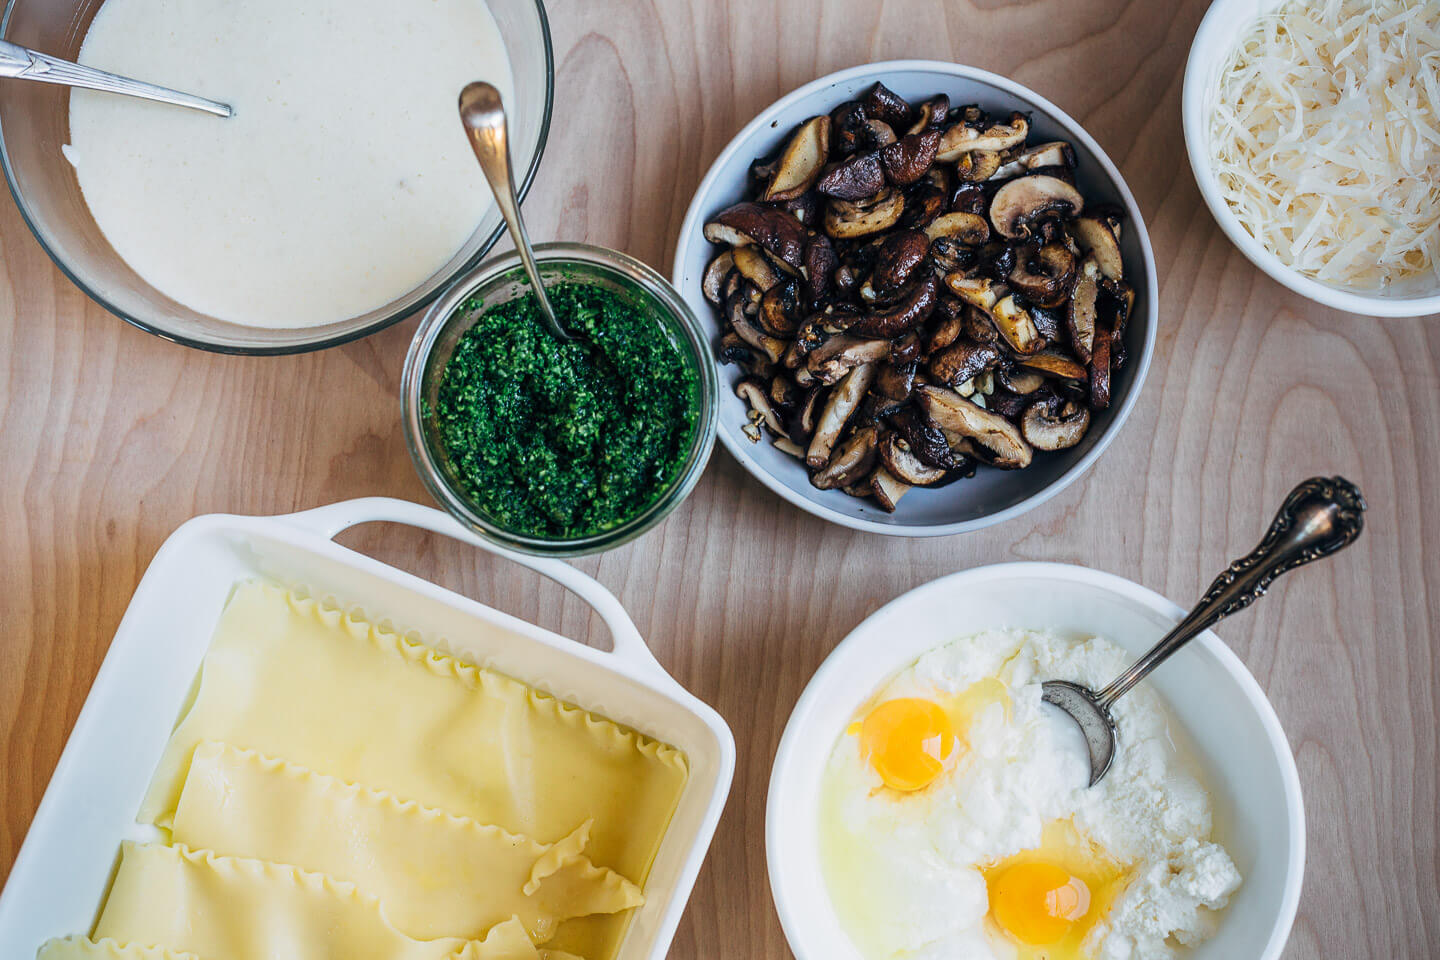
[433,281,700,540]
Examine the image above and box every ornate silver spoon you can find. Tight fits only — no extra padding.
[457,80,571,343]
[0,39,231,117]
[1044,475,1366,787]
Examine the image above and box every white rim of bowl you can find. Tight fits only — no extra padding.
[1181,0,1440,318]
[674,59,1160,537]
[765,560,1306,960]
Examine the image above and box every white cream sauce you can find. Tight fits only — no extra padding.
[66,0,513,328]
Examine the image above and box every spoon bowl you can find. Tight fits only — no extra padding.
[458,80,572,343]
[1044,475,1367,786]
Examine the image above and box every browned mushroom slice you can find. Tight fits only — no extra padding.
[897,180,948,230]
[732,245,783,291]
[861,391,906,422]
[936,112,1030,160]
[996,365,1046,394]
[845,274,939,338]
[816,152,885,201]
[807,363,876,468]
[1030,304,1064,343]
[703,202,808,271]
[992,294,1044,355]
[924,212,990,245]
[736,379,788,437]
[881,129,942,186]
[1017,349,1088,381]
[716,331,754,366]
[824,188,905,239]
[944,273,1003,311]
[879,432,948,485]
[789,386,825,442]
[874,359,918,401]
[1106,279,1135,344]
[992,140,1077,179]
[803,233,838,305]
[703,252,735,305]
[989,175,1085,239]
[928,339,1002,389]
[1009,242,1077,308]
[871,229,931,299]
[782,193,822,228]
[762,115,831,202]
[955,150,1002,183]
[1071,215,1124,283]
[926,296,966,353]
[985,388,1031,420]
[830,101,869,155]
[1021,398,1091,451]
[951,182,987,214]
[962,303,999,344]
[725,284,786,363]
[1066,256,1101,362]
[907,94,950,135]
[916,384,1033,469]
[769,374,799,409]
[806,335,892,384]
[867,466,912,512]
[892,329,922,363]
[928,237,976,275]
[812,426,879,490]
[1089,323,1112,411]
[864,82,914,129]
[759,278,801,337]
[890,406,966,470]
[861,119,898,150]
[773,437,807,459]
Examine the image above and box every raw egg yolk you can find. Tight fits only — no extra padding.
[989,862,1092,945]
[858,698,956,792]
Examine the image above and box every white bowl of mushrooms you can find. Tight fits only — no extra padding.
[673,60,1158,536]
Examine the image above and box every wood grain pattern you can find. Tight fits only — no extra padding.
[2,0,1437,956]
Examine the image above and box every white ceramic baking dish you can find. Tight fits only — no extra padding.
[768,562,1304,960]
[0,497,735,958]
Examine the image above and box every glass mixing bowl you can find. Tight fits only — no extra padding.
[0,0,553,354]
[403,243,720,557]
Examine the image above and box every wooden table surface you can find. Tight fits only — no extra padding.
[2,0,1436,956]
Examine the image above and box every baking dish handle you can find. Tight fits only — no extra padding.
[276,497,670,680]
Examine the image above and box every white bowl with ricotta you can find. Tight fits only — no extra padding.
[1182,0,1440,318]
[767,562,1305,960]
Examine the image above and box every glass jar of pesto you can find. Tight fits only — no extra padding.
[404,243,718,556]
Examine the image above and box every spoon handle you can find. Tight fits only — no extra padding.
[457,81,569,342]
[1096,476,1366,707]
[0,39,232,117]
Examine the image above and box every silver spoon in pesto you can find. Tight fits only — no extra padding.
[458,81,572,343]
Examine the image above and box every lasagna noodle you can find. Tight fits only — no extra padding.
[92,842,549,960]
[140,581,687,883]
[37,939,200,960]
[171,741,643,941]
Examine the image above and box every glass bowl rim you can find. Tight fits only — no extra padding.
[402,241,721,557]
[0,0,556,356]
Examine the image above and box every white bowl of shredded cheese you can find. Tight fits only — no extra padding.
[1183,0,1440,318]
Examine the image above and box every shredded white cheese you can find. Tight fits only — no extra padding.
[1210,0,1440,290]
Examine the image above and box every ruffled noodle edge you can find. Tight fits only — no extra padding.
[186,741,645,906]
[117,840,469,952]
[37,937,202,960]
[274,583,688,777]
